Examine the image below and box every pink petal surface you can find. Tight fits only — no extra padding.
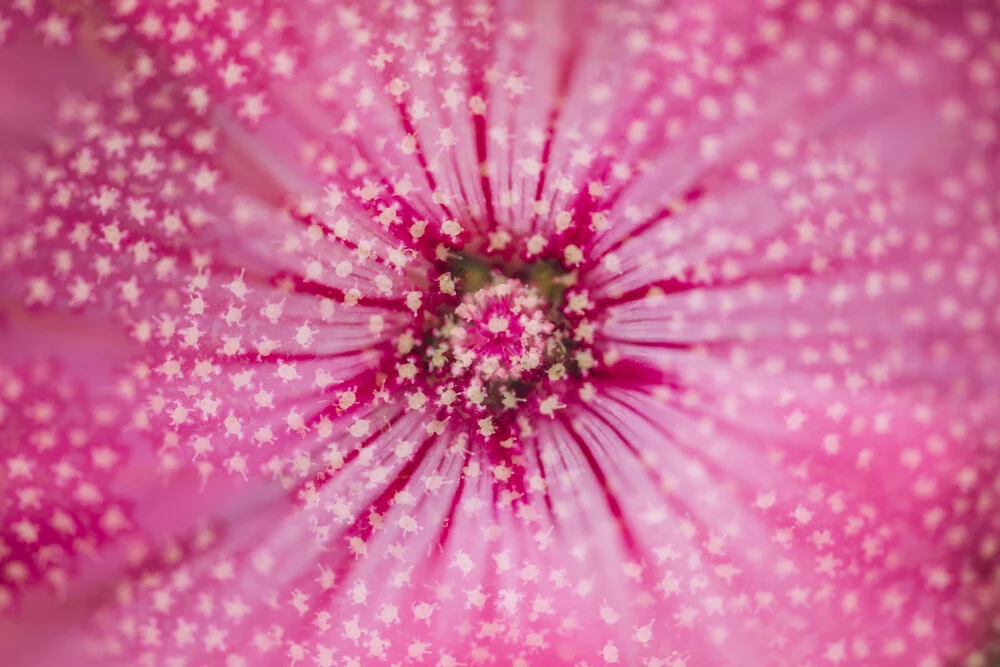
[1,1,998,666]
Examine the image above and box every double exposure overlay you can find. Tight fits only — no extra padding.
[1,1,999,665]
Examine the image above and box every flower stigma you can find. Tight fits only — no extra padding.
[393,255,596,446]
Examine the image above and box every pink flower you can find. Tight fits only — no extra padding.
[1,1,999,666]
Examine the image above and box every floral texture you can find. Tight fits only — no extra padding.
[1,0,1000,666]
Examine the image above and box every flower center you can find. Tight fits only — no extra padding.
[447,278,555,382]
[423,275,565,412]
[391,258,596,446]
